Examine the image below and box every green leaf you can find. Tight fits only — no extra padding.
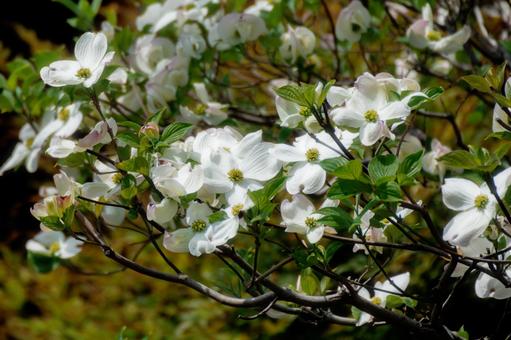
[460,75,491,93]
[397,150,424,184]
[27,252,61,273]
[117,156,149,175]
[333,159,364,180]
[438,150,479,169]
[316,207,353,230]
[316,80,335,106]
[320,157,349,173]
[39,216,65,230]
[369,154,398,184]
[300,268,320,295]
[485,62,507,91]
[385,295,417,309]
[159,122,192,147]
[208,211,228,224]
[274,84,308,107]
[376,181,402,202]
[116,131,140,148]
[328,179,372,198]
[324,242,342,264]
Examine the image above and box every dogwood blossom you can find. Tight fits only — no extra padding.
[179,83,228,125]
[0,123,40,175]
[147,198,178,225]
[335,0,371,43]
[279,26,316,63]
[406,4,471,54]
[26,230,83,259]
[271,130,357,194]
[352,210,387,254]
[422,139,451,179]
[202,130,281,206]
[475,265,511,299]
[163,202,238,256]
[177,24,207,59]
[280,194,337,243]
[442,168,511,246]
[151,162,204,199]
[356,272,410,325]
[331,88,410,146]
[40,32,114,87]
[209,13,267,50]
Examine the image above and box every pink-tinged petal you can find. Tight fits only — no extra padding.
[40,60,82,87]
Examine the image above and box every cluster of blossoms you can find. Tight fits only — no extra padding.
[4,0,511,335]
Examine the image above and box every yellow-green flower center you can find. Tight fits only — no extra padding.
[58,108,70,121]
[305,148,320,162]
[474,194,489,210]
[76,68,92,79]
[371,296,382,305]
[299,106,312,117]
[227,168,244,183]
[231,203,244,216]
[195,103,207,116]
[364,109,379,123]
[191,219,207,232]
[305,216,317,228]
[426,30,443,41]
[112,173,124,184]
[25,137,34,148]
[49,242,60,254]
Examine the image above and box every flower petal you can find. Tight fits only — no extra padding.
[441,178,480,211]
[443,208,492,246]
[74,32,108,69]
[40,61,82,87]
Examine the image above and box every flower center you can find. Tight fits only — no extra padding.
[231,203,244,216]
[299,106,312,117]
[25,137,34,148]
[191,219,207,232]
[112,173,124,184]
[227,168,244,183]
[58,108,70,121]
[426,30,443,41]
[474,194,489,210]
[364,109,379,123]
[49,241,60,254]
[305,216,317,228]
[305,148,320,162]
[76,68,92,79]
[195,103,207,116]
[371,296,382,305]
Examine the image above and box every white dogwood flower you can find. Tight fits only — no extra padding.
[442,168,511,246]
[151,162,204,199]
[475,264,511,299]
[331,89,410,146]
[422,139,451,179]
[209,13,267,50]
[134,35,175,75]
[271,130,357,194]
[179,83,228,125]
[202,130,281,206]
[0,123,40,175]
[147,198,178,225]
[177,24,207,59]
[279,26,316,63]
[40,32,114,87]
[352,210,388,254]
[163,202,238,256]
[280,194,337,244]
[26,230,83,259]
[406,4,471,54]
[335,0,371,43]
[275,83,323,129]
[357,272,410,325]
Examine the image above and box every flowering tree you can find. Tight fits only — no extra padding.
[3,0,511,337]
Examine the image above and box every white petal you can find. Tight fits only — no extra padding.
[33,120,64,148]
[441,178,480,211]
[286,163,326,195]
[359,121,386,146]
[40,61,82,87]
[281,194,315,226]
[475,270,511,299]
[74,32,108,69]
[306,226,324,244]
[163,228,194,253]
[210,217,239,246]
[270,144,305,163]
[189,230,216,256]
[241,143,281,181]
[492,104,509,133]
[493,167,511,197]
[443,208,492,246]
[58,237,83,259]
[0,143,29,175]
[331,107,364,128]
[379,101,410,121]
[186,201,212,225]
